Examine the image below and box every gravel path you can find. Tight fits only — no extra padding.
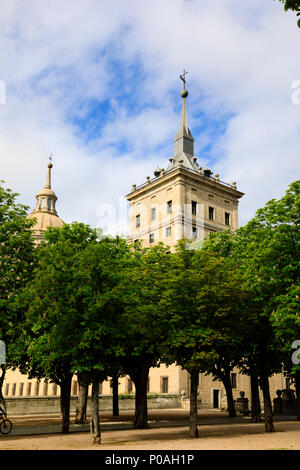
[0,410,299,450]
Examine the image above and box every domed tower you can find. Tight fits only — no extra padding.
[27,160,65,242]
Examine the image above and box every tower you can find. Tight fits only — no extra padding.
[126,77,244,249]
[27,160,65,241]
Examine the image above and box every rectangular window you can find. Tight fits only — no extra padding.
[167,200,172,214]
[225,212,230,226]
[43,382,48,396]
[192,201,197,215]
[12,383,16,396]
[161,377,169,394]
[26,383,32,396]
[47,198,51,211]
[72,381,78,396]
[192,226,197,238]
[149,233,154,244]
[127,379,133,394]
[135,214,140,228]
[19,383,24,396]
[151,207,156,221]
[166,226,171,237]
[34,381,40,396]
[99,383,103,395]
[231,373,237,389]
[52,383,57,395]
[209,207,214,220]
[147,377,150,393]
[4,384,9,396]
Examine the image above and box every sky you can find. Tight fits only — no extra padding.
[0,0,299,236]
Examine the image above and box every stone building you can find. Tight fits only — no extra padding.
[3,84,290,413]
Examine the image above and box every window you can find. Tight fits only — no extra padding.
[43,382,48,396]
[135,214,140,228]
[34,381,40,396]
[47,198,52,211]
[192,226,197,238]
[161,377,169,394]
[166,226,171,237]
[167,200,172,214]
[209,207,214,220]
[72,381,78,396]
[147,377,150,393]
[127,379,133,393]
[26,383,32,396]
[231,373,237,389]
[12,383,16,396]
[192,201,197,215]
[4,384,9,396]
[19,383,24,396]
[151,207,156,221]
[52,383,57,395]
[149,233,154,244]
[99,383,103,394]
[225,212,230,226]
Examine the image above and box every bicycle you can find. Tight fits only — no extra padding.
[0,409,13,435]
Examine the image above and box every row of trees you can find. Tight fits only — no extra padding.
[0,179,299,443]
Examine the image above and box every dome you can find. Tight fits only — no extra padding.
[27,161,65,242]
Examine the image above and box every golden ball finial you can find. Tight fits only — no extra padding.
[48,163,53,169]
[181,89,188,98]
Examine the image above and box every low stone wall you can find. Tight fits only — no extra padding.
[5,394,182,416]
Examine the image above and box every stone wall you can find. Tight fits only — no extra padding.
[5,394,182,416]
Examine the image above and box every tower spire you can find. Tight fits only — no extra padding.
[174,70,194,157]
[45,154,53,189]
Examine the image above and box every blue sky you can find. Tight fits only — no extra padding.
[0,0,299,235]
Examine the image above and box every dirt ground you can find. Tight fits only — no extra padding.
[1,412,300,450]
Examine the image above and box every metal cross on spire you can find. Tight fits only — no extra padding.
[180,69,188,89]
[49,153,53,163]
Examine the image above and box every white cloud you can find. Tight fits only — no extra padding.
[0,0,299,235]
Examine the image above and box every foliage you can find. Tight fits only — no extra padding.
[0,182,35,370]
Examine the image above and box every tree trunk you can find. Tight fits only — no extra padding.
[222,369,236,417]
[189,369,199,438]
[250,375,261,422]
[0,366,7,413]
[112,373,119,417]
[295,369,300,421]
[75,376,88,424]
[131,364,150,429]
[260,374,274,432]
[90,380,101,444]
[60,375,72,434]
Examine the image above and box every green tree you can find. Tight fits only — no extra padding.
[164,242,248,437]
[118,243,174,429]
[16,222,98,433]
[260,180,300,418]
[0,182,35,411]
[211,180,299,432]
